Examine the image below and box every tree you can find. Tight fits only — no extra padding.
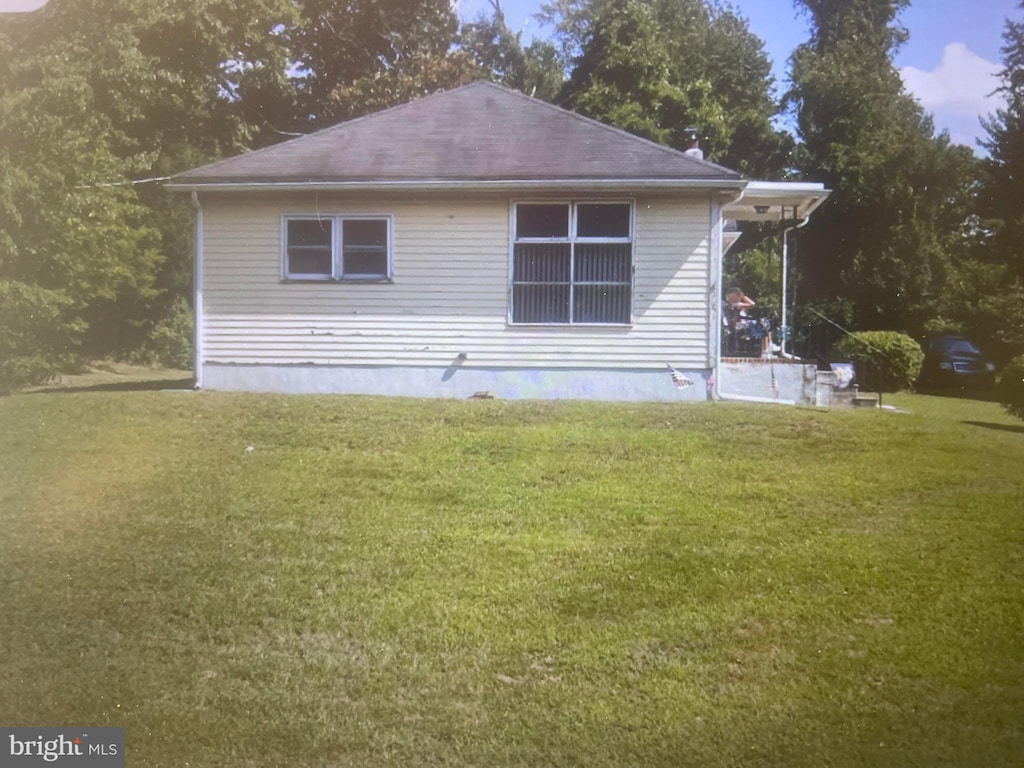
[522,40,566,102]
[786,0,978,336]
[976,1,1024,356]
[0,60,161,388]
[542,0,790,175]
[649,0,790,176]
[290,0,462,127]
[461,1,528,87]
[559,0,694,146]
[460,0,566,100]
[325,50,480,118]
[0,0,298,378]
[5,0,299,159]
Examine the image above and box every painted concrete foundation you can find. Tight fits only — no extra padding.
[717,357,818,406]
[201,363,712,402]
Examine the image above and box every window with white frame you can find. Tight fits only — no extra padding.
[511,202,633,324]
[283,215,391,280]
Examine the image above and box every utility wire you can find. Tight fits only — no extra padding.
[805,306,884,355]
[74,175,173,189]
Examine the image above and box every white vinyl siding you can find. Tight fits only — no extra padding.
[199,191,711,369]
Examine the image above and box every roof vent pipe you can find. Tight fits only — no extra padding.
[683,126,703,160]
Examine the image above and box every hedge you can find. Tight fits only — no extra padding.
[834,331,924,392]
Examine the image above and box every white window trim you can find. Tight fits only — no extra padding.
[282,214,394,282]
[509,200,635,326]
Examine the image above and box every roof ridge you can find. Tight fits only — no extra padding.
[308,80,490,134]
[480,82,741,178]
[172,80,744,185]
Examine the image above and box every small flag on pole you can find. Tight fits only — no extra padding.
[666,363,693,389]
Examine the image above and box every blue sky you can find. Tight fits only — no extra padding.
[456,0,1024,152]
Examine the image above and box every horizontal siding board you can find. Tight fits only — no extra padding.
[201,192,713,368]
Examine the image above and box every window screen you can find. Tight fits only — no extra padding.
[343,219,389,277]
[286,219,332,276]
[516,204,570,239]
[576,204,630,239]
[512,202,632,324]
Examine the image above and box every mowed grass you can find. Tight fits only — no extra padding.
[1,387,1023,767]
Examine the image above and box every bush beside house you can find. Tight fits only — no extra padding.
[835,331,924,392]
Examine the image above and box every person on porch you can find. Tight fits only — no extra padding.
[723,287,772,357]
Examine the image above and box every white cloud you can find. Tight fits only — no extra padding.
[901,43,1007,148]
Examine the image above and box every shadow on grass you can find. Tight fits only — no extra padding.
[23,377,195,395]
[962,420,1024,435]
[915,386,1000,403]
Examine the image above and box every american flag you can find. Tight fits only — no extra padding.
[666,363,693,389]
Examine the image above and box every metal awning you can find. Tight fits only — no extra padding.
[723,181,831,224]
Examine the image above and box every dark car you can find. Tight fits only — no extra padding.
[919,334,997,389]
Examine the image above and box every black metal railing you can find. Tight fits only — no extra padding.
[721,312,774,358]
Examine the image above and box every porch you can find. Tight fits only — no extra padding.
[716,181,833,407]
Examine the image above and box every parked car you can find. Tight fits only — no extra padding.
[918,334,997,389]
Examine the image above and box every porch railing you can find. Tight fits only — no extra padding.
[721,311,774,358]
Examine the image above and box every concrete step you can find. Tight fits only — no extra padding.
[853,392,880,408]
[831,389,856,408]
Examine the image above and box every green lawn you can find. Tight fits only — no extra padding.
[2,386,1023,766]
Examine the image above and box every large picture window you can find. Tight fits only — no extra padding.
[283,215,391,281]
[512,202,632,324]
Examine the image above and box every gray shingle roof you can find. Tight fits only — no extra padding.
[171,82,742,187]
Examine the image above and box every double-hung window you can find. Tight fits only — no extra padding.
[283,215,392,281]
[511,202,633,324]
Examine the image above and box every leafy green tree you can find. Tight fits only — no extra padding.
[5,0,298,160]
[723,237,785,321]
[786,0,977,336]
[290,0,462,126]
[536,0,591,65]
[325,50,480,117]
[542,0,790,174]
[976,1,1024,356]
[0,0,297,375]
[0,62,161,388]
[559,0,693,146]
[459,0,565,100]
[522,40,566,102]
[650,0,790,176]
[461,1,529,87]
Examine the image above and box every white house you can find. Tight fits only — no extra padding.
[168,82,829,402]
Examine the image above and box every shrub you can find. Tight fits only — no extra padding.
[0,279,81,392]
[997,355,1024,420]
[835,331,924,392]
[144,297,194,370]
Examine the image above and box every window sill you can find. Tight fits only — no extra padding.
[282,277,394,284]
[507,322,634,329]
